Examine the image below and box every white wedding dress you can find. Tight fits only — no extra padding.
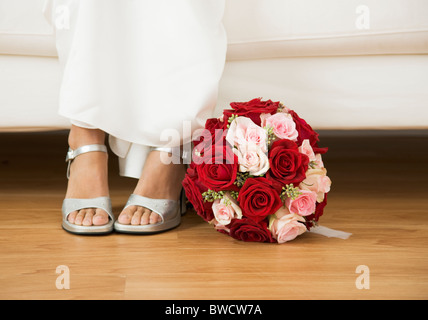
[44,0,227,178]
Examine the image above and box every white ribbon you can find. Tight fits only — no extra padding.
[309,225,352,239]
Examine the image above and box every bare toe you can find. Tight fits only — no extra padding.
[149,212,162,225]
[82,209,95,226]
[68,211,78,224]
[93,209,109,226]
[118,206,134,225]
[131,206,144,225]
[140,208,151,225]
[75,209,86,225]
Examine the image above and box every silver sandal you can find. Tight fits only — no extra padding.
[61,144,114,235]
[114,146,187,234]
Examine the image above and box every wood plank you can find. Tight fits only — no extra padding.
[0,130,427,300]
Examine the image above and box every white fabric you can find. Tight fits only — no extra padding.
[46,0,227,178]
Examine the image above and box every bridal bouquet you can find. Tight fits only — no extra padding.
[182,98,331,243]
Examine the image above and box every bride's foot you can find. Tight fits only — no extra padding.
[65,125,110,226]
[117,150,186,225]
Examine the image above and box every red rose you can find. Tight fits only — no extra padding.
[193,116,225,149]
[231,98,280,114]
[304,193,328,230]
[223,98,280,126]
[205,117,224,134]
[192,128,228,165]
[228,218,274,243]
[204,118,226,143]
[238,177,283,223]
[182,163,214,222]
[266,139,309,187]
[223,109,263,128]
[196,142,239,192]
[289,109,327,154]
[314,193,327,221]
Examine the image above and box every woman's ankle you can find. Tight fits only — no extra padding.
[68,125,106,150]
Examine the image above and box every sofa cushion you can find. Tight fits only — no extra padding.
[217,54,428,129]
[0,0,57,56]
[1,0,428,59]
[224,0,428,60]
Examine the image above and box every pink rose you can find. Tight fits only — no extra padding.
[313,154,324,169]
[234,143,269,176]
[285,189,317,216]
[299,139,324,168]
[212,192,242,226]
[298,139,316,161]
[259,113,271,127]
[212,219,231,233]
[299,168,331,202]
[262,112,298,141]
[268,208,307,243]
[226,117,268,152]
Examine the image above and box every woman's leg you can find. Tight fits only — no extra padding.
[117,150,186,225]
[53,0,226,230]
[65,125,110,226]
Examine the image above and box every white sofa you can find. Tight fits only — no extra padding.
[1,0,428,132]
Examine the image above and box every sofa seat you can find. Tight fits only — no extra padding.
[0,0,427,131]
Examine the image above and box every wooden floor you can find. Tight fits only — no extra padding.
[0,130,427,300]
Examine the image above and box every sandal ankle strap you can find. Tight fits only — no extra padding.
[66,144,108,162]
[65,144,108,179]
